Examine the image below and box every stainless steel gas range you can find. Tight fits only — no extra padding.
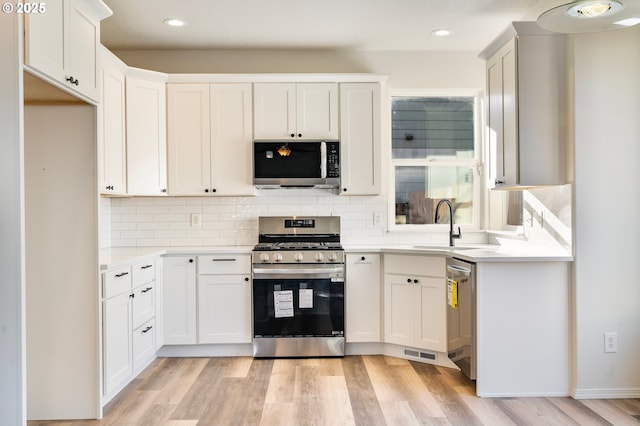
[252,216,345,358]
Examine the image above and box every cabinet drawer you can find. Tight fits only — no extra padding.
[132,259,156,287]
[103,266,132,299]
[133,318,155,370]
[384,254,445,277]
[197,254,251,275]
[132,283,155,329]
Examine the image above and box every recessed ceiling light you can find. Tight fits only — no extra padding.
[566,1,622,18]
[163,18,187,27]
[431,29,452,37]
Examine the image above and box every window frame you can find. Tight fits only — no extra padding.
[387,89,484,232]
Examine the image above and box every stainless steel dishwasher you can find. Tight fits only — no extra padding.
[446,257,476,380]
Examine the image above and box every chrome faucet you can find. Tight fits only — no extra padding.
[434,199,462,247]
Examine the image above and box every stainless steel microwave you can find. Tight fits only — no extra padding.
[253,140,340,188]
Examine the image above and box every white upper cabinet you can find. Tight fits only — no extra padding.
[126,75,167,195]
[482,22,567,189]
[98,49,127,195]
[25,0,112,102]
[167,83,254,196]
[339,83,381,195]
[209,84,254,196]
[253,83,339,140]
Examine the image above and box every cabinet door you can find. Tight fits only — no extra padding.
[296,83,339,140]
[346,254,381,343]
[103,292,132,396]
[162,256,197,344]
[198,274,252,344]
[99,62,127,195]
[167,84,211,195]
[127,77,168,195]
[339,83,381,195]
[488,39,517,187]
[24,0,65,84]
[415,277,447,352]
[253,83,297,139]
[66,0,100,101]
[209,84,254,196]
[384,274,415,347]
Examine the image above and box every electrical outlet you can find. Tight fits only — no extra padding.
[373,212,384,226]
[191,213,202,228]
[604,332,617,353]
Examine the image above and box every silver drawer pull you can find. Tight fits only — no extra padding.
[211,258,236,262]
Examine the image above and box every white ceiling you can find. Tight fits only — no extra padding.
[100,0,565,52]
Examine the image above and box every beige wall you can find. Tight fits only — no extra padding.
[0,11,25,426]
[113,49,485,89]
[571,25,640,397]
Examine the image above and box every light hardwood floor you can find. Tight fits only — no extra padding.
[29,356,640,425]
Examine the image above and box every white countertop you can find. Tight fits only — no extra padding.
[99,246,254,270]
[100,243,572,270]
[375,244,573,263]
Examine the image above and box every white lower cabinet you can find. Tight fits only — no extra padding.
[102,259,158,400]
[346,253,381,343]
[198,275,252,344]
[383,254,447,353]
[103,291,132,396]
[197,255,252,344]
[162,256,197,345]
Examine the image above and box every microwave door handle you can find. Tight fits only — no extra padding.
[320,141,327,178]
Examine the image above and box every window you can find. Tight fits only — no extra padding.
[390,94,480,229]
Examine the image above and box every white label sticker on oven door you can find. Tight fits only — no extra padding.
[299,289,313,309]
[274,290,294,318]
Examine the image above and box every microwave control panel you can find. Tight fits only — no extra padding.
[327,142,340,177]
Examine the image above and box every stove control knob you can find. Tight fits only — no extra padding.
[315,252,324,262]
[259,253,270,262]
[273,253,283,262]
[294,252,304,262]
[328,252,338,262]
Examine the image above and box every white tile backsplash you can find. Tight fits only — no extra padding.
[99,186,573,251]
[100,188,495,248]
[102,190,373,247]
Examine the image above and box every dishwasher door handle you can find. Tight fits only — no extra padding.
[447,264,471,275]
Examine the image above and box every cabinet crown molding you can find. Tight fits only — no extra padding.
[166,73,388,84]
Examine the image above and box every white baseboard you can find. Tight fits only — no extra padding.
[573,388,640,399]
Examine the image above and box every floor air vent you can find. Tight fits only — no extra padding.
[404,349,419,357]
[404,349,436,361]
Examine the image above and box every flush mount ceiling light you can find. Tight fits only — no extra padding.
[537,0,640,33]
[163,18,187,27]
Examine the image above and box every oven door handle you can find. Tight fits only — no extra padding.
[253,267,343,279]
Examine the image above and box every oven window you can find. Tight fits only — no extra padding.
[254,142,321,178]
[253,278,344,337]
